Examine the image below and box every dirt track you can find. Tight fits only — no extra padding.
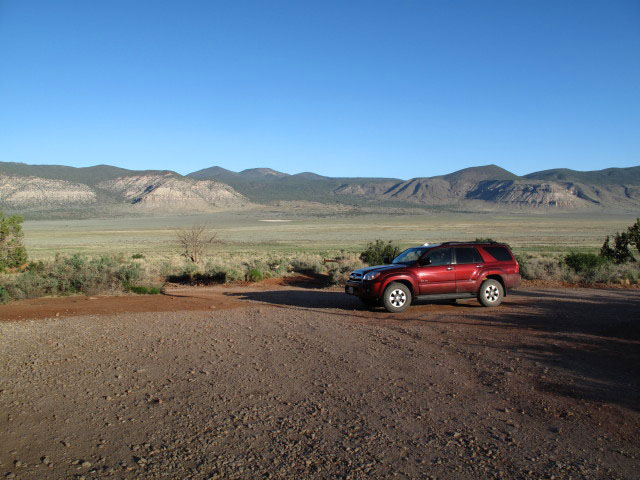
[1,283,639,479]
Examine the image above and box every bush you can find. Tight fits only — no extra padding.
[246,268,263,282]
[0,254,143,300]
[289,255,325,275]
[126,284,161,295]
[514,253,566,281]
[565,252,608,273]
[360,240,399,266]
[0,211,28,271]
[0,286,11,304]
[131,253,145,259]
[628,218,640,255]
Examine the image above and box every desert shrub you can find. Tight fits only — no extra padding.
[246,260,271,278]
[515,253,566,281]
[326,254,365,285]
[327,264,353,285]
[131,253,145,259]
[360,239,399,266]
[246,268,263,282]
[223,267,244,282]
[289,255,326,275]
[126,284,161,295]
[2,271,57,299]
[565,252,608,273]
[475,237,496,243]
[166,264,226,284]
[514,255,530,279]
[0,254,143,300]
[623,268,639,285]
[0,285,11,304]
[267,258,288,276]
[0,211,28,271]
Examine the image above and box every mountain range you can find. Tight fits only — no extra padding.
[1,161,639,217]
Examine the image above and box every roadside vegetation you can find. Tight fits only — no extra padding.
[517,218,640,286]
[1,218,639,304]
[0,248,365,304]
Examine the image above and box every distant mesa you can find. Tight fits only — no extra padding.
[1,161,639,216]
[239,168,289,178]
[0,163,249,215]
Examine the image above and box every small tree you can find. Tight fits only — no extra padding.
[360,239,399,266]
[600,236,615,261]
[176,225,216,264]
[627,218,640,255]
[0,211,28,271]
[600,232,633,264]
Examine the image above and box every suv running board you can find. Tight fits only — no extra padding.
[415,293,476,301]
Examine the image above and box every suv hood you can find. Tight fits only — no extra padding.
[351,264,404,276]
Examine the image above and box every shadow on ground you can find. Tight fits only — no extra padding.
[469,289,640,412]
[230,286,640,411]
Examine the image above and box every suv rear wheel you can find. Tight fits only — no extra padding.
[477,279,504,307]
[382,282,412,313]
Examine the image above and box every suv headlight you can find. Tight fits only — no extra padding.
[363,272,380,281]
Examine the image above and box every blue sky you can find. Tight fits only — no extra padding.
[0,0,638,178]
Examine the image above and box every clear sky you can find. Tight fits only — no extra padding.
[1,0,638,178]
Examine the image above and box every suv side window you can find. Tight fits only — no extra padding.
[423,247,452,266]
[455,247,483,264]
[483,246,513,262]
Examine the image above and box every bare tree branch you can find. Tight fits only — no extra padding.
[176,225,216,264]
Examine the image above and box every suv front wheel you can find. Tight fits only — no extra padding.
[477,279,504,307]
[382,282,412,313]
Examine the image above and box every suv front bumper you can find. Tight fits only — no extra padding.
[345,280,381,299]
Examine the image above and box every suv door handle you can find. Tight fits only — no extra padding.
[476,265,484,268]
[446,266,454,271]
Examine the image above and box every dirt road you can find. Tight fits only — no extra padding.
[1,284,639,479]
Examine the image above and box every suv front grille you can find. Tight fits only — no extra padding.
[349,272,363,282]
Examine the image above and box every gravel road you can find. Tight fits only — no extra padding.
[1,284,639,479]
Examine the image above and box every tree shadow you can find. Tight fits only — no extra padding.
[229,286,640,411]
[227,289,362,310]
[465,290,640,411]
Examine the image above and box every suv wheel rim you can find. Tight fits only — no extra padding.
[484,284,499,302]
[389,289,406,307]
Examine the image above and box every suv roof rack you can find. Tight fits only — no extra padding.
[440,241,501,245]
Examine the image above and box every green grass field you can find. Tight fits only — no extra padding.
[22,209,639,260]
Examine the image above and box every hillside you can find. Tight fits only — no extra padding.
[335,165,640,209]
[187,166,399,204]
[0,162,249,215]
[524,166,640,185]
[2,161,639,216]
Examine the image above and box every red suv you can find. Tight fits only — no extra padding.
[345,241,521,312]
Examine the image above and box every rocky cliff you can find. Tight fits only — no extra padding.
[0,175,97,208]
[0,170,248,214]
[334,176,640,209]
[97,174,248,210]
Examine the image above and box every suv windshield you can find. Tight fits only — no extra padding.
[392,247,430,264]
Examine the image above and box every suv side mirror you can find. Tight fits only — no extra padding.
[419,257,431,266]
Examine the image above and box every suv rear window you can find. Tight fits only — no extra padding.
[483,246,513,262]
[455,247,483,264]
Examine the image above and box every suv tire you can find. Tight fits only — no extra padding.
[382,282,412,313]
[477,279,504,307]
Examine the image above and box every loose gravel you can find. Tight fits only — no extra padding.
[1,286,639,479]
